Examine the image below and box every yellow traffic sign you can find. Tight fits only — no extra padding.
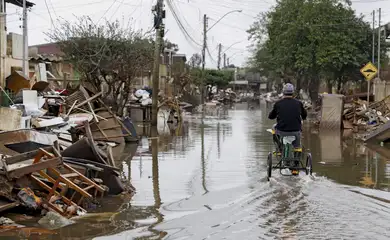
[360,62,378,81]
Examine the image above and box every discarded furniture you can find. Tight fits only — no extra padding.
[62,121,125,195]
[5,71,30,94]
[1,147,63,180]
[0,129,58,156]
[28,148,106,217]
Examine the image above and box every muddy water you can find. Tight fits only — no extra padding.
[6,102,390,239]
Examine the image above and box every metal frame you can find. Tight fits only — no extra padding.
[269,134,310,176]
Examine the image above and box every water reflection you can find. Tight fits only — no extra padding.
[146,127,165,238]
[201,118,209,194]
[9,102,390,239]
[217,122,221,159]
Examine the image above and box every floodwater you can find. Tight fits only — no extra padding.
[4,101,390,239]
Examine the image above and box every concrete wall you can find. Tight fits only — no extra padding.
[320,94,344,130]
[6,57,26,78]
[373,79,390,102]
[3,33,26,79]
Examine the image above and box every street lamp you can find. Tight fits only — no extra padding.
[200,9,242,106]
[207,10,242,32]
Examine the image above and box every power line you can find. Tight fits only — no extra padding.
[48,0,58,18]
[96,0,118,24]
[44,0,55,28]
[206,45,217,64]
[166,0,202,50]
[108,0,125,21]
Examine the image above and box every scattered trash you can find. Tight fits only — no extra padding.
[38,211,75,230]
[17,188,42,210]
[0,217,15,226]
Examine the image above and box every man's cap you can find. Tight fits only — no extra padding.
[283,83,294,95]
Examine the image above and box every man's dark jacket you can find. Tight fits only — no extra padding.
[268,98,307,132]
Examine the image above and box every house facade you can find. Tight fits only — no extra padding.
[0,0,34,87]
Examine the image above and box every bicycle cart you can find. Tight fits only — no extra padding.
[266,127,313,181]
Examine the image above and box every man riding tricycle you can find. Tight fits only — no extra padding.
[267,83,313,180]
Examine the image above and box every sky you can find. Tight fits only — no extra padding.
[4,0,390,69]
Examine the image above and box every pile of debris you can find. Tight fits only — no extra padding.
[127,86,191,123]
[260,89,312,110]
[0,83,138,229]
[210,88,237,104]
[0,145,106,218]
[343,96,390,132]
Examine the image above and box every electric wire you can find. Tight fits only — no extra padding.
[48,0,58,18]
[96,0,118,24]
[206,45,217,65]
[166,0,202,50]
[44,0,55,28]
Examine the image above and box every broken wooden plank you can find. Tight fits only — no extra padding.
[95,124,109,141]
[98,99,133,136]
[90,125,121,132]
[73,92,102,110]
[4,147,53,165]
[8,158,62,179]
[0,201,19,213]
[83,121,109,165]
[63,163,105,193]
[62,157,120,172]
[107,146,116,168]
[66,100,78,117]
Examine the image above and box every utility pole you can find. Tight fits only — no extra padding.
[377,8,381,80]
[234,67,237,92]
[368,10,375,107]
[227,58,230,66]
[201,14,207,105]
[151,0,165,126]
[0,0,5,87]
[217,43,221,70]
[372,10,375,64]
[22,0,28,76]
[223,53,226,68]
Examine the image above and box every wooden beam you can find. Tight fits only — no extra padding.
[0,201,19,213]
[62,157,120,172]
[73,92,103,110]
[8,158,62,179]
[5,146,53,165]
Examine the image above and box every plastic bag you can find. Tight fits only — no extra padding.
[17,188,42,210]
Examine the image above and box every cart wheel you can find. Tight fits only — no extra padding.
[267,152,272,181]
[305,153,313,175]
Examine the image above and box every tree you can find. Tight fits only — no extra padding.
[248,0,388,100]
[47,16,155,115]
[164,40,179,52]
[190,68,233,88]
[189,53,202,68]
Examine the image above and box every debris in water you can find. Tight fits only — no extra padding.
[38,211,75,230]
[0,217,15,226]
[204,205,212,210]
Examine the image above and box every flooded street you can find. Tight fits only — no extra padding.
[97,102,390,240]
[14,102,390,239]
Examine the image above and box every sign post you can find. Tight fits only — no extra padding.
[360,61,378,109]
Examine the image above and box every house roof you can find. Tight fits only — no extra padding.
[29,54,62,62]
[29,42,57,48]
[6,0,34,8]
